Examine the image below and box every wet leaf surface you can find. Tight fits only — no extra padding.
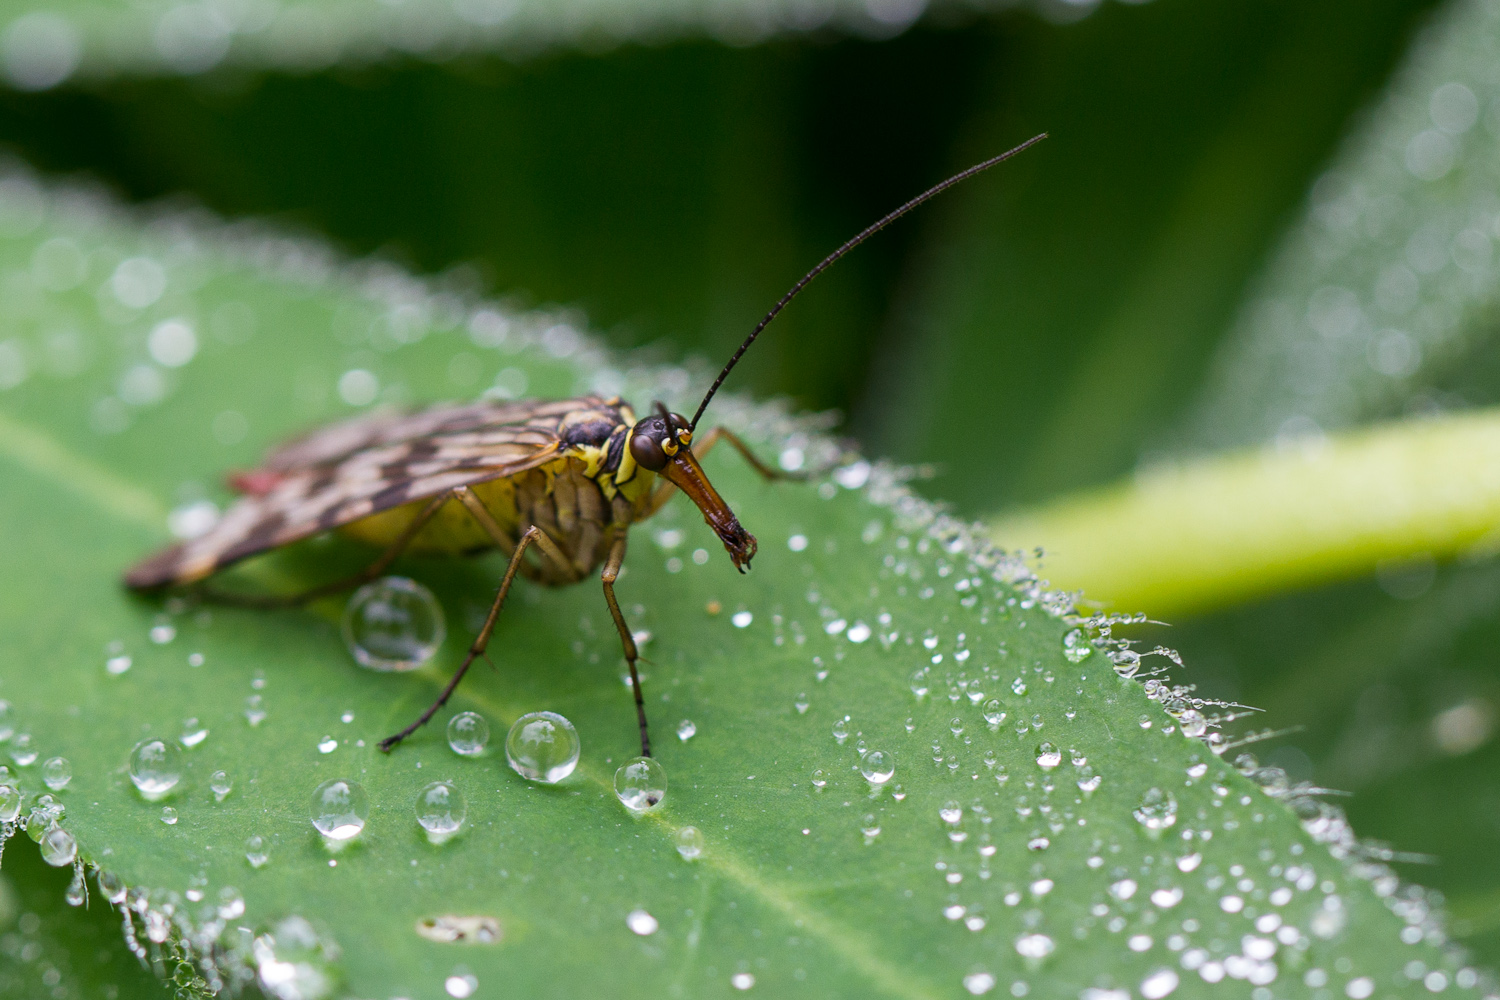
[0,167,1475,998]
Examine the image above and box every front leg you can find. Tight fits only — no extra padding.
[600,533,651,758]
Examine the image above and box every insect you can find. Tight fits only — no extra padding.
[124,134,1046,759]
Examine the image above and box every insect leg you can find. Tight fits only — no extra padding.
[599,534,651,758]
[379,491,569,752]
[692,426,807,481]
[377,521,567,752]
[200,491,453,609]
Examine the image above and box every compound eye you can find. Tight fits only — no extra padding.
[630,431,669,472]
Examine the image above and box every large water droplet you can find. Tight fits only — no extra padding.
[1034,743,1061,770]
[1133,787,1178,831]
[860,750,895,784]
[446,711,489,757]
[505,711,580,783]
[38,826,76,866]
[309,779,368,842]
[129,739,182,800]
[676,719,697,742]
[41,756,70,790]
[614,756,667,813]
[675,826,704,860]
[415,781,466,841]
[342,577,446,672]
[1011,678,1027,696]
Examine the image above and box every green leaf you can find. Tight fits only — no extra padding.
[0,167,1473,998]
[989,407,1500,618]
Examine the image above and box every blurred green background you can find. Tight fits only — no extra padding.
[11,0,1500,987]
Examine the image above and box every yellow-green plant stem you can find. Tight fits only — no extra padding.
[990,408,1500,618]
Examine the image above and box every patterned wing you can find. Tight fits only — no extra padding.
[124,398,600,588]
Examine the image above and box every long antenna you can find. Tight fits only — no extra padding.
[688,132,1048,431]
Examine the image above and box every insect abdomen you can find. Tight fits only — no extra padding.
[338,475,521,555]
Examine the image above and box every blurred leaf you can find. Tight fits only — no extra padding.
[0,30,993,419]
[0,835,169,999]
[990,408,1500,617]
[0,165,1469,998]
[0,0,1005,88]
[1178,0,1500,453]
[860,0,1437,513]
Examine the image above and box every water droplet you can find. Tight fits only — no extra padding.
[614,756,667,814]
[444,970,478,998]
[1177,853,1202,872]
[446,711,490,757]
[235,693,265,730]
[309,778,368,842]
[9,734,36,766]
[129,739,182,800]
[0,784,18,823]
[342,577,446,671]
[1034,742,1061,770]
[106,654,132,675]
[97,869,126,904]
[1178,709,1207,738]
[1061,629,1092,662]
[38,826,76,866]
[940,801,963,824]
[794,693,809,714]
[626,909,658,935]
[160,806,178,825]
[910,670,929,700]
[1027,836,1049,851]
[731,972,755,990]
[731,610,753,628]
[0,702,10,742]
[674,826,704,860]
[963,972,996,995]
[1140,969,1179,999]
[415,781,466,841]
[178,717,208,748]
[860,751,895,784]
[149,622,176,645]
[1077,767,1101,794]
[861,814,881,840]
[847,621,871,643]
[1111,878,1138,900]
[787,533,808,552]
[676,719,697,742]
[505,711,581,783]
[1011,677,1027,696]
[210,770,233,802]
[1134,787,1178,831]
[218,886,245,919]
[832,718,849,743]
[982,699,1006,728]
[41,756,70,790]
[245,835,270,868]
[1014,933,1054,959]
[811,768,828,789]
